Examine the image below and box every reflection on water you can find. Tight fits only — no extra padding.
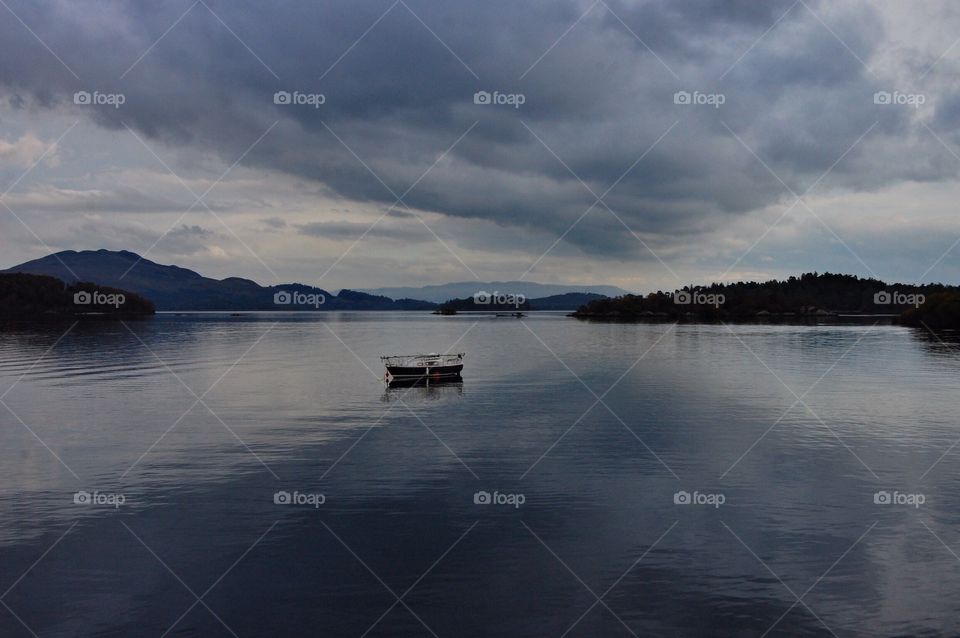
[1,313,960,636]
[383,376,464,401]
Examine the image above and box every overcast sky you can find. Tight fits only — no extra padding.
[2,0,960,292]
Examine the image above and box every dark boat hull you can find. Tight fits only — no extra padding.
[385,363,463,379]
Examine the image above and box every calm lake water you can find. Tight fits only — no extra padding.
[1,312,959,637]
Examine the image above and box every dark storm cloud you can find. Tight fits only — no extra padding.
[0,0,949,255]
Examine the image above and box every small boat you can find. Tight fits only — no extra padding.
[381,353,464,382]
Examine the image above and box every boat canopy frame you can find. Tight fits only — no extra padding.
[380,353,464,368]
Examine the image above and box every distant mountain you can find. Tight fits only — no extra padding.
[4,250,434,311]
[361,281,630,303]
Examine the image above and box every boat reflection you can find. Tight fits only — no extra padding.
[381,375,464,402]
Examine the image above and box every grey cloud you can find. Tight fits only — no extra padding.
[0,0,956,262]
[296,219,429,243]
